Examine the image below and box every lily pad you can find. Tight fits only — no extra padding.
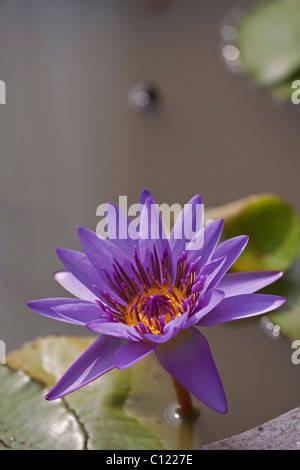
[270,75,300,101]
[207,194,299,272]
[206,193,300,339]
[4,336,166,450]
[0,366,84,450]
[265,256,300,341]
[238,0,300,87]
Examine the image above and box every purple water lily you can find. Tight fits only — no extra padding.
[28,190,285,414]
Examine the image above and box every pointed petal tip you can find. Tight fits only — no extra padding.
[77,225,98,238]
[185,193,203,206]
[55,246,64,257]
[45,393,54,401]
[224,233,249,244]
[78,225,105,243]
[53,269,64,276]
[217,400,228,414]
[270,294,286,308]
[263,270,284,278]
[106,201,115,210]
[208,217,224,229]
[206,393,228,414]
[240,234,249,244]
[139,189,156,206]
[77,226,91,244]
[27,299,50,310]
[53,269,67,280]
[140,188,152,197]
[55,246,73,264]
[143,196,154,208]
[77,225,87,237]
[42,336,121,400]
[45,389,63,401]
[278,295,287,306]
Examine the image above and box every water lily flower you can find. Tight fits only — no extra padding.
[28,190,285,414]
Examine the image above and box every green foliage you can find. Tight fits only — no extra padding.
[209,193,300,340]
[237,0,300,99]
[222,195,299,272]
[0,366,84,450]
[2,336,166,450]
[266,256,300,340]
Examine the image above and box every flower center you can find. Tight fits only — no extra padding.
[96,249,202,336]
[125,285,185,335]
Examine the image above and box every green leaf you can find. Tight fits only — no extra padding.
[206,193,300,340]
[265,256,300,341]
[0,366,84,450]
[270,75,300,101]
[4,336,166,450]
[207,194,299,272]
[238,0,300,87]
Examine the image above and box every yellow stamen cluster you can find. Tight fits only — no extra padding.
[125,285,185,335]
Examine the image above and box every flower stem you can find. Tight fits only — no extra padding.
[171,377,199,420]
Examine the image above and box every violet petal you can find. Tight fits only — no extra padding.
[114,340,158,369]
[185,218,224,267]
[139,198,173,280]
[53,302,105,325]
[54,270,98,301]
[27,298,93,325]
[46,336,123,400]
[86,319,143,341]
[170,194,203,265]
[198,293,286,326]
[106,202,138,260]
[217,270,283,297]
[155,327,227,413]
[208,235,249,288]
[55,248,107,299]
[184,289,225,329]
[78,226,132,273]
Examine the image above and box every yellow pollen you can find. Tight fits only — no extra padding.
[125,285,186,335]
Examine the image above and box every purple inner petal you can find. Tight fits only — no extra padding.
[185,218,224,267]
[170,194,203,265]
[54,270,98,301]
[105,202,138,260]
[86,319,143,341]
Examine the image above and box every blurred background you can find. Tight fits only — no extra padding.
[0,0,299,351]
